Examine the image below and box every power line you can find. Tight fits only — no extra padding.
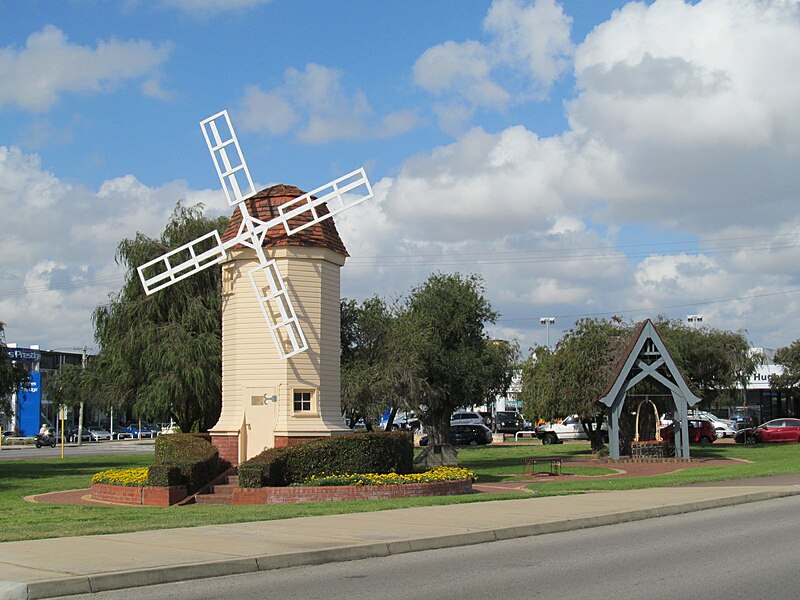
[496,288,800,324]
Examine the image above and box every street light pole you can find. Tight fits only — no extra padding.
[539,317,556,348]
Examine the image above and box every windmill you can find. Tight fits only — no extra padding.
[137,110,374,462]
[137,110,373,359]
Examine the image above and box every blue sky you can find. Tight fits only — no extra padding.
[1,0,799,356]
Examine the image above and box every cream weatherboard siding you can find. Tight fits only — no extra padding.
[210,245,349,462]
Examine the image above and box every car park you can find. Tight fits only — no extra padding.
[111,426,134,440]
[419,423,493,446]
[663,411,736,438]
[729,407,759,430]
[125,423,158,438]
[450,411,486,427]
[65,428,91,443]
[380,412,420,432]
[87,427,112,442]
[734,418,800,444]
[697,412,736,438]
[493,411,525,433]
[660,418,716,445]
[536,415,608,445]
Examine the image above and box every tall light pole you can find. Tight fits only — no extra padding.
[539,317,556,348]
[687,314,703,329]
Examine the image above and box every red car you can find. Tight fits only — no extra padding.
[734,418,800,444]
[660,419,716,445]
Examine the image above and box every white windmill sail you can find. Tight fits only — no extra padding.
[136,109,373,360]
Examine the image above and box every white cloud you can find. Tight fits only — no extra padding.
[0,25,172,112]
[0,146,230,349]
[568,0,800,227]
[240,64,420,143]
[337,0,800,353]
[413,0,574,130]
[484,0,574,90]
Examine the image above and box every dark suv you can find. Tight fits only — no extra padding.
[494,411,525,433]
[729,407,759,430]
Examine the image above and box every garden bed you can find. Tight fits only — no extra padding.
[231,478,473,505]
[90,483,188,506]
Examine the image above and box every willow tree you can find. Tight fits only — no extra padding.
[92,203,227,433]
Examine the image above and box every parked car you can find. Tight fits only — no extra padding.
[536,415,608,445]
[663,411,736,438]
[380,411,420,432]
[450,411,486,427]
[734,418,800,444]
[494,411,525,433]
[158,421,181,435]
[729,407,759,430]
[660,418,716,445]
[698,412,736,438]
[111,426,134,440]
[87,427,112,442]
[65,428,91,443]
[124,423,157,438]
[419,424,493,446]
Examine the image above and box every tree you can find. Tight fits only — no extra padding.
[654,317,759,406]
[91,203,227,433]
[340,296,419,430]
[520,318,627,451]
[519,316,759,452]
[772,339,800,391]
[0,321,28,417]
[400,273,507,446]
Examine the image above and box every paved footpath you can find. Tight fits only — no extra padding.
[1,483,798,600]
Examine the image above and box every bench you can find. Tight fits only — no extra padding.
[523,457,562,476]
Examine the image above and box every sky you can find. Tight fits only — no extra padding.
[1,0,799,357]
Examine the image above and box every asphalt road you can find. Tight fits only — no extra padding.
[54,493,800,600]
[0,440,155,460]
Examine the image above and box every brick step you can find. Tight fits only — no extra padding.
[194,494,232,505]
[193,472,239,505]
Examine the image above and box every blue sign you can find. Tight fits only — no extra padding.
[18,372,42,437]
[6,348,41,363]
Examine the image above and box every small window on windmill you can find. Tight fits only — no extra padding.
[293,390,314,413]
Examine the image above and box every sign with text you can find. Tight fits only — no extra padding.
[6,348,41,363]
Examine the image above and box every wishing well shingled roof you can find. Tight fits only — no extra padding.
[221,184,349,256]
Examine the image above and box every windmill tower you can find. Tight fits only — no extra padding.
[137,110,373,465]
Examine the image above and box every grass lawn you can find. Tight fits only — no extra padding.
[0,454,524,543]
[456,441,800,493]
[1,442,798,542]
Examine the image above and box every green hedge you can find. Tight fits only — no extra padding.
[238,431,413,488]
[146,433,219,493]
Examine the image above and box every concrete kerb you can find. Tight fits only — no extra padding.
[7,487,797,600]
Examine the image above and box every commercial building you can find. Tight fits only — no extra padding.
[2,345,85,436]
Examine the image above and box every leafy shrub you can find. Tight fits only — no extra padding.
[238,431,413,488]
[145,433,219,492]
[238,447,290,488]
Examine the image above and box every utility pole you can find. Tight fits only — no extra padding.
[77,346,87,447]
